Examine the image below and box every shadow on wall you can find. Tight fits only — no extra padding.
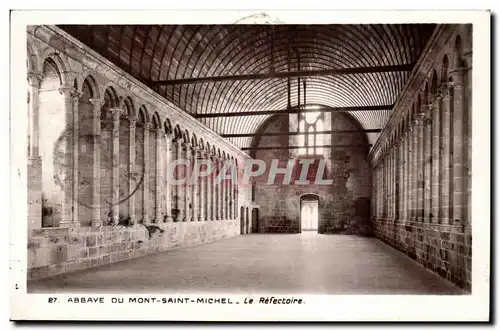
[320,197,373,236]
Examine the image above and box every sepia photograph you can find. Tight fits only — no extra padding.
[9,9,490,321]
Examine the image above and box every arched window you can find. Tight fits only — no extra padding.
[298,111,324,155]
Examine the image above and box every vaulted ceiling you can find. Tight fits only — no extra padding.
[59,24,437,149]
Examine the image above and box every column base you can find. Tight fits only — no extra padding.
[198,217,205,222]
[91,220,102,227]
[164,215,174,222]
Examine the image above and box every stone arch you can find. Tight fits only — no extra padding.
[199,138,205,150]
[123,96,136,119]
[138,105,149,124]
[38,51,70,86]
[441,54,449,84]
[164,118,173,135]
[174,124,182,139]
[453,35,464,69]
[152,112,161,130]
[191,133,198,147]
[430,70,439,96]
[80,75,100,100]
[183,129,190,144]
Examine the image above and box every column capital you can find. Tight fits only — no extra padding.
[59,85,83,100]
[173,137,184,146]
[143,122,152,130]
[89,98,104,107]
[438,83,452,99]
[428,93,440,104]
[27,70,43,88]
[109,108,125,120]
[128,117,137,128]
[415,112,431,126]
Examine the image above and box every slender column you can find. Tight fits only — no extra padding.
[403,129,409,222]
[217,158,223,220]
[174,139,184,222]
[412,116,419,221]
[27,71,43,158]
[155,128,163,222]
[211,155,217,221]
[440,83,452,224]
[234,170,239,221]
[407,122,414,220]
[58,86,82,227]
[191,147,199,222]
[416,109,425,221]
[128,118,137,223]
[198,149,206,221]
[110,108,124,225]
[142,122,151,224]
[164,133,173,222]
[421,104,432,222]
[430,93,441,223]
[27,72,43,229]
[183,143,192,222]
[450,68,467,225]
[89,99,103,226]
[205,154,212,221]
[397,135,404,220]
[391,146,395,220]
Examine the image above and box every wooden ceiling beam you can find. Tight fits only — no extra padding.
[150,63,414,86]
[222,129,381,138]
[195,104,393,118]
[241,144,371,151]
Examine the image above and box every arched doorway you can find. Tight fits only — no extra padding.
[240,206,245,234]
[251,208,259,233]
[300,194,319,232]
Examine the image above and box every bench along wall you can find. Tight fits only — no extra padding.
[26,25,253,279]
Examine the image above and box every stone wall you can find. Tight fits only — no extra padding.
[28,220,239,281]
[369,24,472,291]
[252,113,372,235]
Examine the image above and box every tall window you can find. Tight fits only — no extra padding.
[298,111,324,155]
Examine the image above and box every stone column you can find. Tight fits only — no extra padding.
[128,118,137,224]
[155,128,163,223]
[440,83,452,224]
[174,138,184,222]
[198,149,206,221]
[110,108,124,225]
[183,142,192,222]
[430,93,441,223]
[191,147,199,222]
[397,135,404,220]
[411,117,418,221]
[422,105,432,223]
[211,155,217,221]
[205,154,212,222]
[216,157,221,220]
[89,99,103,226]
[27,71,43,229]
[416,110,425,221]
[27,71,42,158]
[450,68,467,225]
[220,158,226,220]
[403,129,409,222]
[164,133,173,222]
[58,86,82,228]
[142,122,151,224]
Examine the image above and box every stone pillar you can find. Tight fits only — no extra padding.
[397,135,404,220]
[143,122,150,224]
[422,105,432,223]
[211,155,217,221]
[191,147,199,222]
[198,149,206,221]
[164,133,173,222]
[450,68,467,225]
[440,83,452,224]
[403,129,409,222]
[183,143,192,222]
[128,118,137,224]
[174,138,184,222]
[27,71,42,158]
[416,110,425,221]
[155,128,163,223]
[411,117,418,221]
[220,158,226,220]
[430,93,441,223]
[205,154,212,222]
[110,108,124,225]
[89,99,103,226]
[216,158,222,220]
[57,86,81,228]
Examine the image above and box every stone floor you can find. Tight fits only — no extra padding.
[28,233,464,294]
